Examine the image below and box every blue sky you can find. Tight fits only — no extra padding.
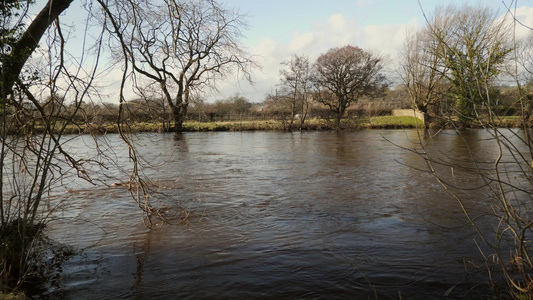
[211,0,533,102]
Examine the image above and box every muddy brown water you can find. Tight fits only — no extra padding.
[39,129,529,299]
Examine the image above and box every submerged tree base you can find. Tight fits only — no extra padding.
[0,219,76,297]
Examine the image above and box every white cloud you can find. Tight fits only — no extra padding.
[513,6,533,39]
[215,37,289,101]
[328,14,346,31]
[216,13,420,102]
[288,32,315,53]
[216,4,533,103]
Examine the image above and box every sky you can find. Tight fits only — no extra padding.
[210,0,533,103]
[31,0,533,104]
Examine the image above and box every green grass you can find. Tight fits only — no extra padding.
[7,114,529,135]
[0,116,438,134]
[368,116,425,128]
[182,120,285,131]
[493,116,521,127]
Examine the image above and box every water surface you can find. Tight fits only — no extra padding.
[43,130,520,299]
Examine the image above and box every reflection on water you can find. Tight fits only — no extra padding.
[42,129,524,299]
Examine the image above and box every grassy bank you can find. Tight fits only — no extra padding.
[6,115,527,135]
[61,116,426,134]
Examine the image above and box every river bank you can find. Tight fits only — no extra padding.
[5,115,524,135]
[76,115,525,133]
[50,116,426,134]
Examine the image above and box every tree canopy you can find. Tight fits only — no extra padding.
[408,4,513,125]
[312,45,388,129]
[98,0,255,132]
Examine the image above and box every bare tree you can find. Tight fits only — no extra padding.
[515,32,533,121]
[400,28,449,124]
[0,0,186,293]
[228,94,252,119]
[517,33,533,84]
[312,45,388,130]
[0,0,112,292]
[277,54,312,131]
[99,0,255,132]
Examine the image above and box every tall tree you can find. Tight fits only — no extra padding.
[520,33,533,84]
[278,54,312,131]
[312,45,387,129]
[427,4,512,125]
[99,0,255,132]
[400,28,448,123]
[516,32,533,121]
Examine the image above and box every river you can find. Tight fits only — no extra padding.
[40,129,528,299]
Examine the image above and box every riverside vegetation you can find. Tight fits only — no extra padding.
[2,116,426,135]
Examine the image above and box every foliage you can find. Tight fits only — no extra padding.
[401,4,516,127]
[427,4,513,125]
[188,94,254,122]
[181,116,423,131]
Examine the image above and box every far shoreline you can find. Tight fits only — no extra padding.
[68,116,427,134]
[5,115,525,135]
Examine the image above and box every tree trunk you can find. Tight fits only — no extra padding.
[335,106,346,130]
[524,94,533,123]
[418,104,429,127]
[298,99,308,131]
[172,103,188,132]
[1,0,74,97]
[334,113,342,130]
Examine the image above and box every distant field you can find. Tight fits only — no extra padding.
[12,115,511,134]
[181,116,426,131]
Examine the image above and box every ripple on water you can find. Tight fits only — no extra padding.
[44,131,511,299]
